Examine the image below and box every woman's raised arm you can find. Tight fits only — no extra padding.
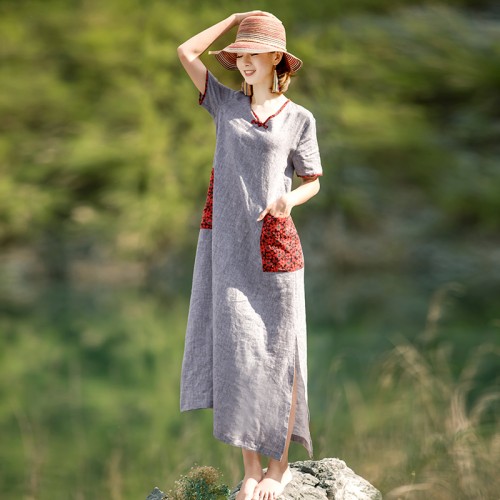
[177,11,275,93]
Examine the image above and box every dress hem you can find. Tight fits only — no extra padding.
[180,402,313,459]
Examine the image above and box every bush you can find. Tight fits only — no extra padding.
[167,465,230,500]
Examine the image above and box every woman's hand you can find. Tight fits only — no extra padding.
[234,11,278,25]
[257,193,294,221]
[257,177,321,221]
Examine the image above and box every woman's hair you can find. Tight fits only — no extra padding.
[275,56,294,93]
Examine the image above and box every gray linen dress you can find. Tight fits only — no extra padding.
[180,70,323,461]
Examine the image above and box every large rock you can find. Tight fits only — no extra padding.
[229,458,382,500]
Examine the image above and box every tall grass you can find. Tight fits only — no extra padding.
[381,338,499,498]
[311,283,499,499]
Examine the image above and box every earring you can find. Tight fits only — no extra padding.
[272,66,280,93]
[241,81,253,96]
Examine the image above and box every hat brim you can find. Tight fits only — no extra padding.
[209,42,303,72]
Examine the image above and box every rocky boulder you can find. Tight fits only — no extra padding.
[230,458,381,500]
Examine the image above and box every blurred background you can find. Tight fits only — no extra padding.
[0,0,499,498]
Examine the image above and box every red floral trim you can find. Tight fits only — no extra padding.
[297,172,323,178]
[198,70,209,105]
[250,99,290,129]
[260,214,304,272]
[200,167,214,229]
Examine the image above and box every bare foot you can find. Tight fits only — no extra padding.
[236,471,264,500]
[252,466,293,499]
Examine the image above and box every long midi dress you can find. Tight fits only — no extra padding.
[180,70,323,461]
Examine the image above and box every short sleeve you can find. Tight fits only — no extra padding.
[198,70,236,118]
[292,114,323,178]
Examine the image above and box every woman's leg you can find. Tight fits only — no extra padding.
[252,367,298,500]
[236,449,264,500]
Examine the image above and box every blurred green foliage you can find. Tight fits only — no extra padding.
[0,283,498,498]
[0,0,499,499]
[1,0,499,267]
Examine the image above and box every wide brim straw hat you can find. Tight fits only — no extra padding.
[208,15,303,72]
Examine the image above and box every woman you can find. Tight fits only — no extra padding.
[178,11,323,500]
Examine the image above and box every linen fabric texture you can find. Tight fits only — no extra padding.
[180,70,323,461]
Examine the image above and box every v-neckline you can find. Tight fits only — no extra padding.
[249,97,291,129]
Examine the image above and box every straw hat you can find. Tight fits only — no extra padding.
[209,15,303,72]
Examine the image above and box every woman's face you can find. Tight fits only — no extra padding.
[235,52,281,87]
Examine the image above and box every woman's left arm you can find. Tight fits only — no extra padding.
[257,177,320,220]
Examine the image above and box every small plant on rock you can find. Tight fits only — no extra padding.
[167,465,230,500]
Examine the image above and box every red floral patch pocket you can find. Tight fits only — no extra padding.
[260,214,304,272]
[200,168,214,229]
